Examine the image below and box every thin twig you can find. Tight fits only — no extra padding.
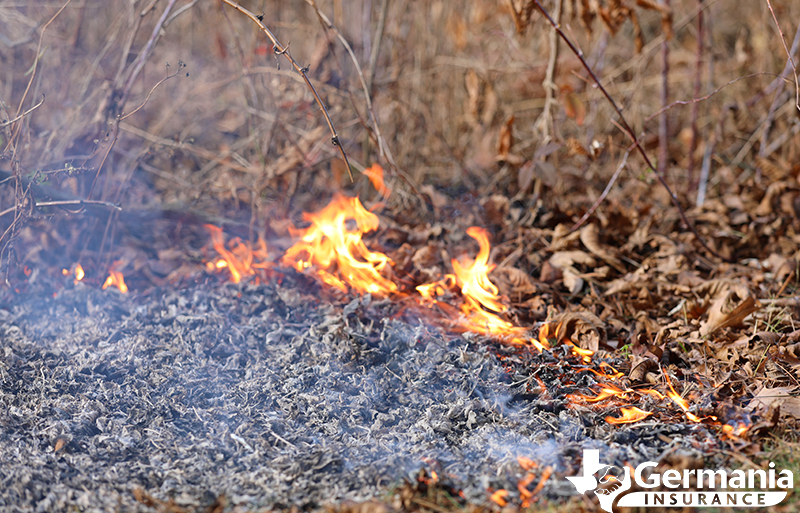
[0,95,45,129]
[687,1,704,184]
[534,0,561,141]
[765,0,800,114]
[119,0,179,111]
[0,199,122,220]
[571,150,630,232]
[643,73,779,124]
[757,20,800,181]
[658,0,671,178]
[531,0,724,261]
[5,0,71,156]
[220,0,353,180]
[305,0,423,198]
[367,0,390,93]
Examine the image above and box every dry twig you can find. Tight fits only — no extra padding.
[220,0,353,180]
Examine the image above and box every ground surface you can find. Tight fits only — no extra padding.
[2,1,800,512]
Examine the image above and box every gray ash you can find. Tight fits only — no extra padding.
[0,281,715,512]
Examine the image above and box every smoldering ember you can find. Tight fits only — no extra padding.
[2,1,800,513]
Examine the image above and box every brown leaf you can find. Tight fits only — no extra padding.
[492,266,539,297]
[497,115,515,162]
[700,292,762,337]
[579,223,625,272]
[562,92,586,126]
[546,311,606,352]
[747,386,800,419]
[465,69,480,126]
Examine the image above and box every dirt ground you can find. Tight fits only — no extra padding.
[2,1,800,512]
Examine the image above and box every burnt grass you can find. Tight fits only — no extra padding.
[0,275,735,513]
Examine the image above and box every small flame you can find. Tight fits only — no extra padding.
[102,270,128,293]
[572,383,632,403]
[205,225,270,284]
[664,373,704,423]
[452,227,505,313]
[363,163,391,199]
[606,406,653,424]
[517,456,538,471]
[722,421,750,439]
[417,228,547,350]
[282,194,397,296]
[489,489,509,507]
[63,264,85,285]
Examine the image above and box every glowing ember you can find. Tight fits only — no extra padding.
[722,421,750,439]
[517,456,538,471]
[63,264,85,285]
[489,489,509,507]
[282,194,397,296]
[605,406,653,424]
[102,264,128,294]
[363,163,391,198]
[205,225,270,284]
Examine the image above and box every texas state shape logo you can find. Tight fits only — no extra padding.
[566,449,632,513]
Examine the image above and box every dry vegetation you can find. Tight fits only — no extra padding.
[3,0,800,511]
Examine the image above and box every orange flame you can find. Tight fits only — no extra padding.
[417,228,547,350]
[452,227,505,313]
[363,163,391,199]
[722,422,750,439]
[605,406,653,424]
[572,383,633,403]
[205,225,270,284]
[489,489,509,507]
[102,264,128,294]
[664,374,704,423]
[282,194,397,296]
[63,264,85,285]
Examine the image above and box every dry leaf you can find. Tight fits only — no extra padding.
[497,115,521,164]
[492,266,539,297]
[700,292,762,337]
[748,386,800,419]
[545,311,606,351]
[465,70,480,126]
[562,92,586,126]
[579,223,625,272]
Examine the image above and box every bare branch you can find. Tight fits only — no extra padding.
[220,0,353,180]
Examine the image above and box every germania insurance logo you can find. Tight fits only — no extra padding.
[566,449,793,512]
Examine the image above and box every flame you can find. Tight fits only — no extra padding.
[722,421,750,439]
[205,225,270,284]
[664,373,704,423]
[282,194,397,296]
[102,265,128,294]
[572,383,633,403]
[452,227,505,313]
[416,275,457,301]
[63,264,85,285]
[605,406,653,424]
[517,456,538,471]
[363,163,391,198]
[418,227,546,350]
[489,489,509,507]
